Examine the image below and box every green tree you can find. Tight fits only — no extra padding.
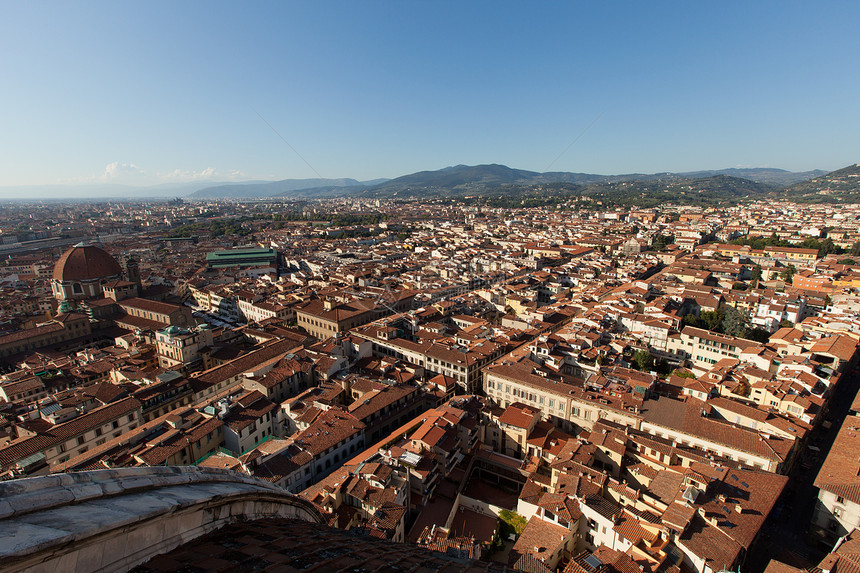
[651,234,674,252]
[700,310,725,332]
[750,264,762,286]
[632,350,655,372]
[745,328,771,343]
[819,238,839,257]
[722,306,750,338]
[779,264,797,282]
[682,314,702,329]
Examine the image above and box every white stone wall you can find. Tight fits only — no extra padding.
[0,467,324,573]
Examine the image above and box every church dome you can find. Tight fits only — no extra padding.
[52,242,123,282]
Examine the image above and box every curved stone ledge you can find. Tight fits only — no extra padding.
[0,466,292,520]
[0,466,323,573]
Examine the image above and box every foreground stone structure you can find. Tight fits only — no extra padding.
[0,466,324,573]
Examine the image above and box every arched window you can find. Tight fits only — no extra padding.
[72,283,83,294]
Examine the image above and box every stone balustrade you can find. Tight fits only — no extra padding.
[0,466,323,573]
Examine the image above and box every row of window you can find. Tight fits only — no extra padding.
[486,380,566,412]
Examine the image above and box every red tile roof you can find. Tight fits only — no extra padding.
[52,243,122,281]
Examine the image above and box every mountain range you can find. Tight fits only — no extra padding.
[1,164,853,202]
[181,164,830,200]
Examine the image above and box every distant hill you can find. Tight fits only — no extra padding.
[350,163,828,199]
[2,163,836,202]
[677,167,826,186]
[783,164,860,202]
[443,174,779,209]
[354,164,811,202]
[190,178,371,199]
[579,174,777,208]
[364,164,540,195]
[273,184,371,199]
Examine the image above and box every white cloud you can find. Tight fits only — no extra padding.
[157,167,246,182]
[103,161,148,181]
[61,163,248,186]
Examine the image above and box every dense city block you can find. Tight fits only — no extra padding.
[1,196,860,573]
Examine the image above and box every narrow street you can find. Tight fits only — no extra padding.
[746,369,860,573]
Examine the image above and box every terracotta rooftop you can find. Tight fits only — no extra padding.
[815,415,860,505]
[132,517,514,572]
[52,243,123,282]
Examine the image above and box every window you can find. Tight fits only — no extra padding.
[837,496,845,504]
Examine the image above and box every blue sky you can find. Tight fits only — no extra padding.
[1,1,858,188]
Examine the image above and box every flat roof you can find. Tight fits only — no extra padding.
[205,248,277,261]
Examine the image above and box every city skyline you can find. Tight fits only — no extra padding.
[2,2,859,189]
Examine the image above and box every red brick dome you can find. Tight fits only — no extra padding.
[52,243,123,282]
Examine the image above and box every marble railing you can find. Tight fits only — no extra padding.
[0,466,323,573]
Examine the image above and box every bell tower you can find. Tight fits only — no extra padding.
[126,256,142,295]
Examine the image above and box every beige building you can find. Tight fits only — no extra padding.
[667,326,759,370]
[487,402,540,459]
[352,317,504,394]
[119,298,195,328]
[0,397,142,476]
[0,312,93,359]
[639,396,796,473]
[51,406,223,471]
[155,324,215,371]
[295,291,415,340]
[484,361,642,434]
